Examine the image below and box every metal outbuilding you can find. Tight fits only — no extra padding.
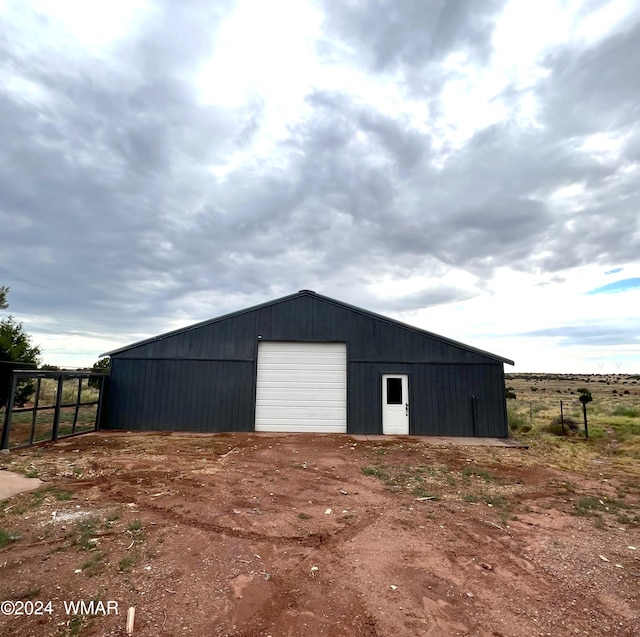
[101,290,514,437]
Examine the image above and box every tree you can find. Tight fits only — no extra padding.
[89,357,110,388]
[0,287,42,407]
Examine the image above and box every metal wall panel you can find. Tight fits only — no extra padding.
[346,362,507,436]
[106,293,509,436]
[108,358,255,432]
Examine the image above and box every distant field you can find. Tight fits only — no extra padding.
[505,373,640,468]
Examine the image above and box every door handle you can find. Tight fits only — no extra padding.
[405,403,409,415]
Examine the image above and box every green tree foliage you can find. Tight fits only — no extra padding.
[89,357,110,388]
[0,287,42,407]
[577,388,593,404]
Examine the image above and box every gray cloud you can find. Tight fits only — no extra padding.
[0,0,639,359]
[319,0,502,71]
[521,322,639,347]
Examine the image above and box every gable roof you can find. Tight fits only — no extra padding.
[101,290,514,365]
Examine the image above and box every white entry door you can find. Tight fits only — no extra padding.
[382,374,409,435]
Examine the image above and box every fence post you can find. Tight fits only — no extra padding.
[29,377,42,445]
[560,400,564,434]
[95,375,107,431]
[1,373,19,450]
[72,376,83,434]
[51,374,64,442]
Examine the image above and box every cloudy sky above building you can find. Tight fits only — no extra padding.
[1,0,639,372]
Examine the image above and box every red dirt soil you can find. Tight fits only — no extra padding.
[0,432,638,637]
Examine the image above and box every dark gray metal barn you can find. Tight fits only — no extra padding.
[102,290,513,437]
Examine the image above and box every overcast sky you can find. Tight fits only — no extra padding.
[1,0,639,372]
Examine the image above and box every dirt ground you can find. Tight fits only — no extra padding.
[0,432,639,637]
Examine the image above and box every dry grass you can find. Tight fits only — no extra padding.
[506,373,640,475]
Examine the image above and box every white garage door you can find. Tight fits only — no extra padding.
[255,342,347,433]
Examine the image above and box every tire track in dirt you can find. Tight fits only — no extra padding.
[128,497,384,549]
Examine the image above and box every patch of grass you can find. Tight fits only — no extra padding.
[507,405,531,433]
[558,481,576,494]
[60,614,91,637]
[573,496,632,516]
[80,552,106,577]
[297,512,312,520]
[462,492,508,507]
[0,528,21,547]
[2,486,72,517]
[33,485,73,504]
[462,466,493,481]
[411,485,440,499]
[483,494,508,508]
[26,489,48,509]
[21,466,40,479]
[612,405,640,418]
[361,465,389,479]
[127,519,144,533]
[73,516,100,551]
[118,553,139,572]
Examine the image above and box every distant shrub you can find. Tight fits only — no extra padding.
[549,416,579,431]
[507,406,530,433]
[612,405,640,418]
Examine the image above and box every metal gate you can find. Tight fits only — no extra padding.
[0,370,108,450]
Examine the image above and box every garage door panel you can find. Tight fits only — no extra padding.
[253,422,345,433]
[257,386,345,396]
[255,342,347,433]
[257,374,346,384]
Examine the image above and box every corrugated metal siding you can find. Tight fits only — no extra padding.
[108,358,255,432]
[106,293,509,436]
[346,362,507,436]
[116,312,257,360]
